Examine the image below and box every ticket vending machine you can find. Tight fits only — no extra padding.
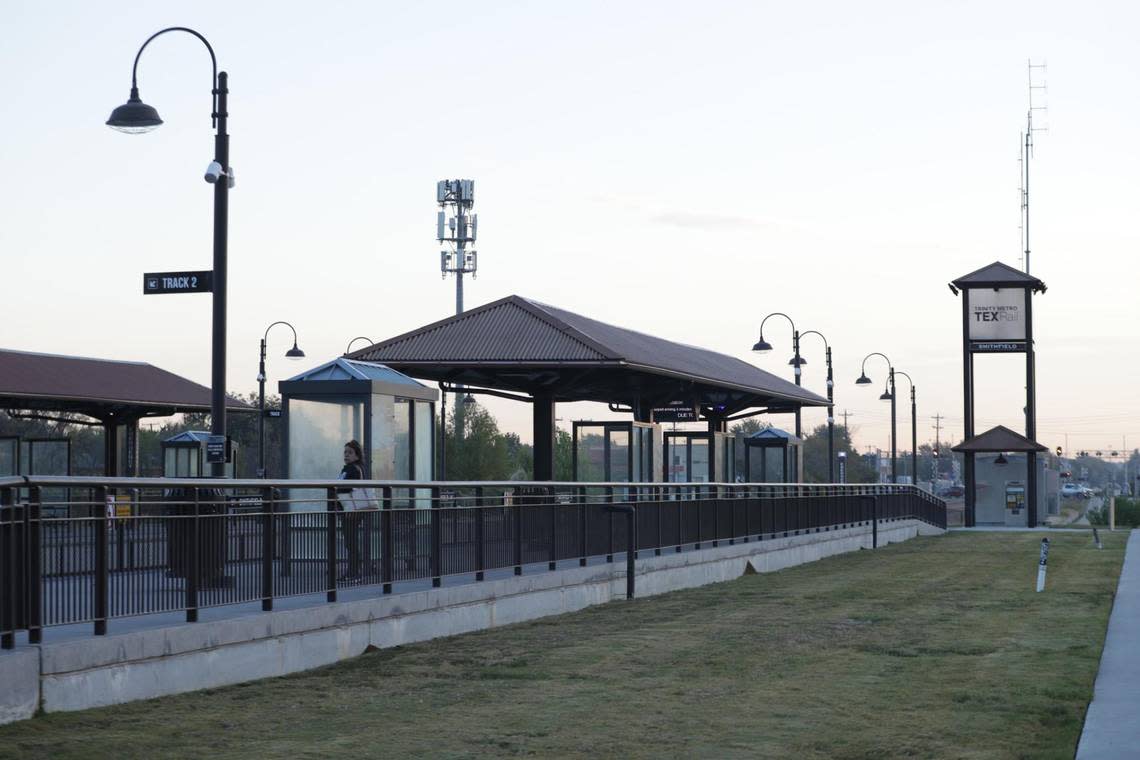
[1004,481,1026,525]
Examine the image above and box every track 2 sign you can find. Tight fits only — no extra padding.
[143,270,213,295]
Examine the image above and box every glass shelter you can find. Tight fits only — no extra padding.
[280,358,438,511]
[161,431,238,479]
[663,431,736,483]
[572,421,661,483]
[743,427,803,483]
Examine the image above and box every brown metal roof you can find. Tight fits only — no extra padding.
[352,296,828,415]
[951,425,1048,453]
[950,261,1047,292]
[0,348,251,420]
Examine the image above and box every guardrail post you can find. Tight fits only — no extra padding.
[431,486,442,588]
[548,487,557,571]
[474,487,484,582]
[1,490,15,650]
[27,487,42,644]
[712,487,720,547]
[604,504,636,599]
[186,487,199,623]
[513,490,523,576]
[578,486,587,567]
[382,486,394,593]
[676,487,683,552]
[654,485,662,555]
[92,486,109,635]
[326,487,337,603]
[606,486,615,563]
[868,495,878,548]
[261,487,274,612]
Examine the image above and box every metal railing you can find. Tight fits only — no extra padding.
[0,476,946,646]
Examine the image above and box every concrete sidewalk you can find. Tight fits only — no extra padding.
[1076,529,1139,759]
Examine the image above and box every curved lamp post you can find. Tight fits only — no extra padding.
[258,322,304,477]
[752,312,803,438]
[108,27,231,476]
[856,352,896,483]
[894,370,917,484]
[798,330,835,481]
[345,336,375,355]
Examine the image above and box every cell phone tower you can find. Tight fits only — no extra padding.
[436,180,478,457]
[437,179,478,314]
[1018,60,1048,274]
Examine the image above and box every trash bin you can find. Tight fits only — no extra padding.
[164,487,229,587]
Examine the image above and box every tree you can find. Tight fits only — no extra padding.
[729,418,770,436]
[444,402,514,480]
[800,424,878,483]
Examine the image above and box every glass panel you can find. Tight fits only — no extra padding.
[0,439,15,477]
[631,429,642,482]
[371,394,396,480]
[393,399,411,480]
[690,439,709,483]
[414,401,434,481]
[608,429,630,483]
[764,447,785,483]
[163,447,176,477]
[28,440,69,475]
[575,425,606,482]
[667,438,688,483]
[413,401,433,509]
[19,442,29,475]
[747,446,764,482]
[287,397,365,510]
[188,447,199,477]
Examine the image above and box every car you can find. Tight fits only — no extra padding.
[938,485,965,498]
[1061,483,1087,499]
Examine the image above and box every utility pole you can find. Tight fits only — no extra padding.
[932,413,944,482]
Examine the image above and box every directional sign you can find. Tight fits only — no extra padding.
[143,270,213,295]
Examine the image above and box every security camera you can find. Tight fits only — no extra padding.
[204,161,225,184]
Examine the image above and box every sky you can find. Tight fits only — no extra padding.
[4,0,1139,458]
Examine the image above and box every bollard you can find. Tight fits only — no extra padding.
[1092,527,1103,550]
[1036,537,1049,593]
[1109,496,1116,532]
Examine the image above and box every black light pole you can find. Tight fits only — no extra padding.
[344,336,375,356]
[800,330,835,482]
[856,352,897,483]
[753,312,803,438]
[895,371,917,485]
[257,322,304,478]
[108,27,231,476]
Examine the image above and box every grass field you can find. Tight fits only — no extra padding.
[0,531,1127,759]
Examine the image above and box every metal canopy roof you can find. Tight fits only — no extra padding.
[350,296,828,416]
[951,425,1048,453]
[0,348,251,421]
[950,261,1047,292]
[279,357,438,402]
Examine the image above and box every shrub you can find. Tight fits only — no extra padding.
[1089,498,1140,528]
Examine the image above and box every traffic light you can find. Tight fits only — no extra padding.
[1055,446,1062,457]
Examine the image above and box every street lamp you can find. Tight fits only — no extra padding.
[258,322,304,477]
[856,352,897,483]
[799,330,835,482]
[344,336,375,355]
[753,312,803,438]
[108,27,231,477]
[894,371,917,485]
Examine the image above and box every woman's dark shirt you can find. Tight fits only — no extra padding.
[337,462,363,494]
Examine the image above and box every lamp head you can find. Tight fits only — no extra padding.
[751,336,773,353]
[462,393,477,405]
[879,390,894,402]
[994,453,1008,466]
[106,87,163,134]
[788,356,806,367]
[285,343,305,360]
[855,373,872,386]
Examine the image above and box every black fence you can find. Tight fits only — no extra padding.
[0,477,945,647]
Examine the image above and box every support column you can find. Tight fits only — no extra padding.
[1027,451,1038,528]
[533,394,555,481]
[102,422,120,477]
[124,418,140,477]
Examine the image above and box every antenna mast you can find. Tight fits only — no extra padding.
[1020,60,1048,274]
[436,179,479,452]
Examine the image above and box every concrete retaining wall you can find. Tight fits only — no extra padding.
[4,519,941,722]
